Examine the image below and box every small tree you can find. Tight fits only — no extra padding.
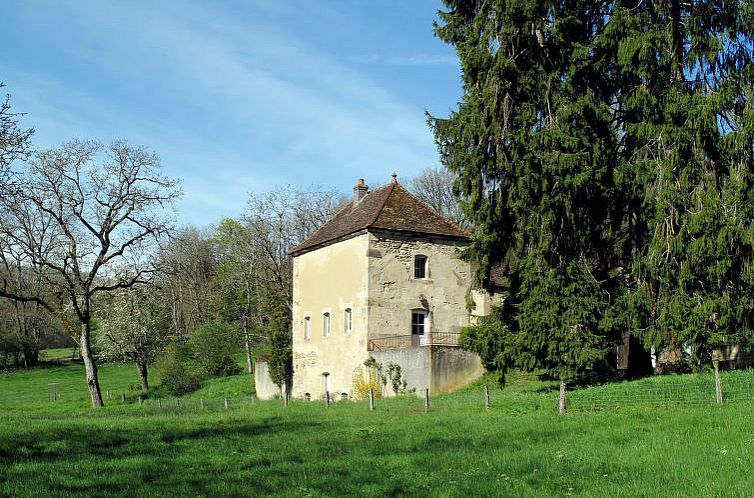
[188,321,241,377]
[96,285,169,390]
[266,299,292,393]
[0,140,180,407]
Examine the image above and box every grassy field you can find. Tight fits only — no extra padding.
[2,359,754,497]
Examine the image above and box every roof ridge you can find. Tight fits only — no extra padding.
[390,182,470,236]
[369,182,395,227]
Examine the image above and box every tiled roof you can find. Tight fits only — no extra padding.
[288,181,469,256]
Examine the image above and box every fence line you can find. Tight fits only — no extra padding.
[42,369,754,415]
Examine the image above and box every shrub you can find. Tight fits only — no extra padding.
[156,342,202,395]
[188,321,242,377]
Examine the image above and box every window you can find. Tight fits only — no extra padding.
[344,308,352,333]
[304,393,311,401]
[414,255,427,279]
[411,310,427,336]
[304,316,311,340]
[323,312,331,337]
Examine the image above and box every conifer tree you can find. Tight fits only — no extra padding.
[605,0,754,361]
[434,0,754,382]
[432,1,623,390]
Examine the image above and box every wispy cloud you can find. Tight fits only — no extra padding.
[2,0,450,225]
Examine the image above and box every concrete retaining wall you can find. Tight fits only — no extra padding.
[254,361,282,400]
[370,346,483,396]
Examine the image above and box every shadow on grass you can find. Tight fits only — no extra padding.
[1,416,323,496]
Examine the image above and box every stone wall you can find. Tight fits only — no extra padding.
[367,230,472,341]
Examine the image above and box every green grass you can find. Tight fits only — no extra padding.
[2,359,754,497]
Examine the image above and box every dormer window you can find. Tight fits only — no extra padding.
[414,255,427,279]
[323,312,331,337]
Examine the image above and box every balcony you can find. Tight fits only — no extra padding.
[367,332,461,351]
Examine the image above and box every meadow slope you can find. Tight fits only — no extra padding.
[1,358,753,497]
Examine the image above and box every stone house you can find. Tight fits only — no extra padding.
[259,175,495,401]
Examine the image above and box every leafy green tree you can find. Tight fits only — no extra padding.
[188,320,241,377]
[266,297,292,393]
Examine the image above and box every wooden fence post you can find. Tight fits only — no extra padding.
[106,390,110,400]
[369,388,375,411]
[559,381,567,414]
[424,388,430,412]
[224,397,229,410]
[714,361,723,404]
[484,384,490,409]
[121,393,126,402]
[157,399,161,408]
[138,396,143,405]
[200,398,204,409]
[177,398,181,407]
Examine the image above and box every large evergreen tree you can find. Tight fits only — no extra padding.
[432,1,623,391]
[606,0,754,362]
[433,0,754,385]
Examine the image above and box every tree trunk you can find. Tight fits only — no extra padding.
[80,318,104,408]
[137,361,149,391]
[559,381,567,415]
[22,345,39,368]
[243,315,253,375]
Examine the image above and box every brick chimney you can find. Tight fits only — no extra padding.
[353,178,368,205]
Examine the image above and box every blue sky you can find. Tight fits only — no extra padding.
[2,1,462,226]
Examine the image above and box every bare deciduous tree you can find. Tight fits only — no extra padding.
[407,166,467,226]
[0,139,180,407]
[0,82,34,174]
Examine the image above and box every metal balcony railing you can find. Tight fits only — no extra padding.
[367,332,461,351]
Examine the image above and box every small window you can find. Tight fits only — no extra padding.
[304,393,311,401]
[341,392,349,401]
[414,255,427,279]
[304,316,311,340]
[344,308,352,333]
[411,311,427,336]
[323,312,331,337]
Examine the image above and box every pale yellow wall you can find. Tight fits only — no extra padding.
[367,231,472,340]
[291,233,370,399]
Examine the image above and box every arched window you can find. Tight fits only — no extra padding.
[304,316,311,340]
[414,255,427,279]
[344,308,352,333]
[323,312,331,337]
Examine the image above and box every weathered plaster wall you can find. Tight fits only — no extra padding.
[367,230,472,340]
[291,233,370,399]
[371,346,483,396]
[429,346,485,393]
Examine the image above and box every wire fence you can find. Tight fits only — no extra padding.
[566,369,754,412]
[41,369,754,415]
